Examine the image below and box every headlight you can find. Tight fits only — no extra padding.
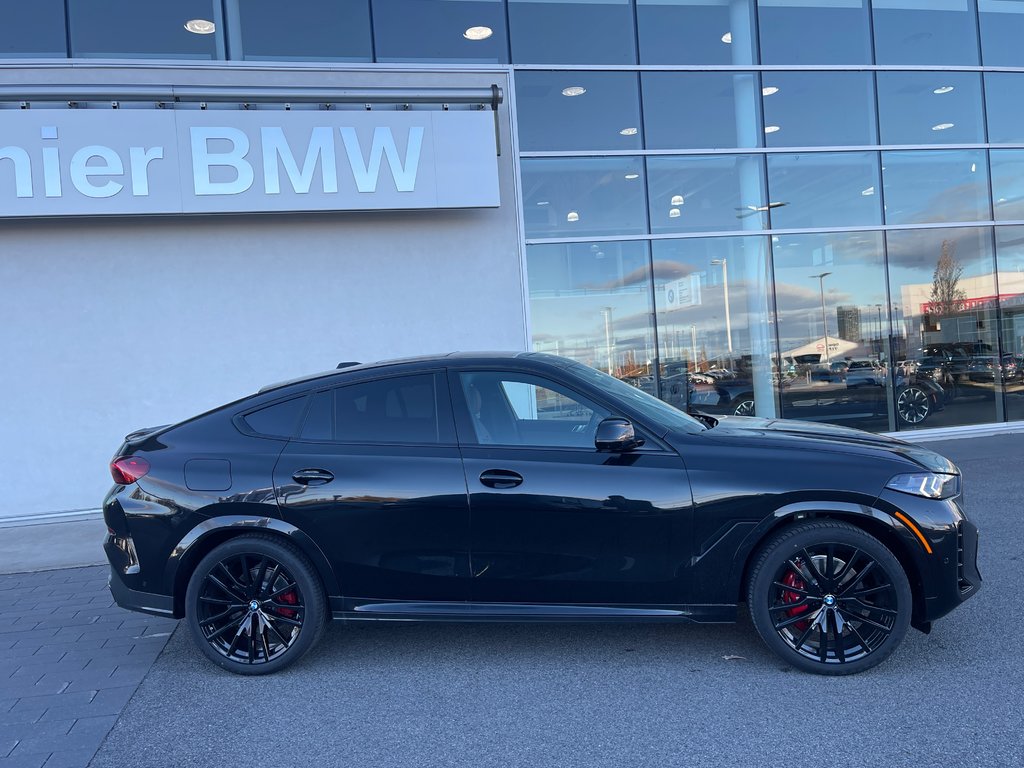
[886,472,960,499]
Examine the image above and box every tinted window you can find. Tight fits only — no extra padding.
[647,155,767,234]
[459,371,609,447]
[300,390,333,440]
[877,72,985,146]
[984,73,1024,145]
[234,0,372,61]
[243,397,307,438]
[881,150,989,225]
[372,0,508,63]
[979,0,1024,66]
[508,0,636,64]
[516,71,642,152]
[766,152,882,230]
[872,0,979,65]
[643,72,761,150]
[0,1,66,56]
[761,72,875,148]
[68,0,222,58]
[636,0,757,65]
[334,375,441,444]
[758,1,871,65]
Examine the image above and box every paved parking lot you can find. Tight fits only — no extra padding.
[3,433,1023,767]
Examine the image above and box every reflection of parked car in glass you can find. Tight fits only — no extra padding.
[676,365,945,426]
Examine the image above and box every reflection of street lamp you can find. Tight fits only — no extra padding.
[710,258,733,354]
[810,272,833,363]
[600,307,614,376]
[690,324,698,371]
[874,303,884,358]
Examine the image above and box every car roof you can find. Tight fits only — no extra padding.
[257,351,568,394]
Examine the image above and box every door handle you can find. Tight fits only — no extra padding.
[479,469,523,489]
[292,468,335,486]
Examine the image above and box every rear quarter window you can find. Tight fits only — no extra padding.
[241,396,307,438]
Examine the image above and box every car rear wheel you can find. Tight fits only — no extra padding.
[747,520,911,675]
[896,386,931,425]
[185,534,327,675]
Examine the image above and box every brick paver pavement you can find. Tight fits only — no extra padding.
[0,566,177,768]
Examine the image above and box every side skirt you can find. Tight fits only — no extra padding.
[329,597,737,624]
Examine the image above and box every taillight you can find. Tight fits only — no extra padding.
[110,456,150,484]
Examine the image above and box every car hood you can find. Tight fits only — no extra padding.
[686,415,957,473]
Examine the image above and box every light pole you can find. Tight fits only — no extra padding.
[810,272,833,364]
[710,258,733,356]
[600,307,614,376]
[874,303,884,359]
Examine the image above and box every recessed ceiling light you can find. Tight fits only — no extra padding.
[536,200,550,206]
[561,86,586,97]
[566,211,580,222]
[624,173,640,180]
[932,122,955,131]
[970,163,977,172]
[764,125,781,134]
[721,32,733,44]
[933,86,955,95]
[669,208,681,218]
[762,86,779,96]
[184,19,216,35]
[619,127,638,136]
[861,186,875,196]
[670,194,684,205]
[463,26,493,41]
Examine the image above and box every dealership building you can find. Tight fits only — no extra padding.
[3,1,1024,527]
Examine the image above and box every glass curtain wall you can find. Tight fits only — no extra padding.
[7,1,1024,431]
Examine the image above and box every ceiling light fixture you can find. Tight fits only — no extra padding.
[567,211,580,222]
[932,122,955,131]
[721,32,733,44]
[861,186,875,196]
[762,86,779,96]
[933,86,955,95]
[764,125,781,134]
[561,86,586,97]
[669,208,681,218]
[619,127,638,136]
[184,19,216,35]
[670,194,684,206]
[463,26,493,41]
[624,173,640,180]
[536,200,550,206]
[971,163,977,172]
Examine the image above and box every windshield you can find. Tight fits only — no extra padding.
[567,363,707,434]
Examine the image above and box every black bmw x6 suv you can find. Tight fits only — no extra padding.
[103,353,980,676]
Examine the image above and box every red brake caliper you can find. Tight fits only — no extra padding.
[276,589,298,619]
[781,567,810,631]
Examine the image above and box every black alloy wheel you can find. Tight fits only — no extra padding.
[896,386,931,425]
[748,520,911,675]
[185,535,326,675]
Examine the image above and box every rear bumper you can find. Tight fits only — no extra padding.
[107,565,175,618]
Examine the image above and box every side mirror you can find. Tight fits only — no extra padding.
[595,418,643,452]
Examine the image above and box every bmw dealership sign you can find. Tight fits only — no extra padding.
[0,110,499,217]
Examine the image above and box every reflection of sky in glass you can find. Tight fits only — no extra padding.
[237,0,372,61]
[637,0,756,65]
[991,151,1024,221]
[877,71,985,145]
[761,71,875,148]
[882,150,989,225]
[508,0,636,64]
[872,0,979,66]
[0,1,66,56]
[69,0,221,58]
[516,71,642,151]
[527,241,654,372]
[758,1,871,64]
[522,157,647,239]
[767,152,881,229]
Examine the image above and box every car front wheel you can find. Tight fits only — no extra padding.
[747,520,912,675]
[185,534,327,675]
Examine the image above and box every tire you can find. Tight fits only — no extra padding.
[747,520,912,676]
[896,386,931,425]
[185,534,327,675]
